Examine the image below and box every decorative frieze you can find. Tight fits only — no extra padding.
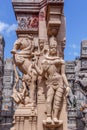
[17,14,39,34]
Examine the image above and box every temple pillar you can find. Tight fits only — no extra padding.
[11,1,68,130]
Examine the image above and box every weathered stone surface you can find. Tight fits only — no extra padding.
[10,1,69,130]
[2,1,87,130]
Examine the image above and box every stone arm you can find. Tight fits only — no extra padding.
[16,51,31,56]
[13,63,19,86]
[61,63,70,96]
[12,63,19,94]
[22,81,26,96]
[32,63,43,76]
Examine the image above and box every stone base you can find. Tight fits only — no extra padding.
[43,120,63,130]
[11,106,37,130]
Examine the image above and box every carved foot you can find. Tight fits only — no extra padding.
[46,117,52,124]
[53,118,63,124]
[43,118,63,128]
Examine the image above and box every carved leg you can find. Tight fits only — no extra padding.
[53,109,63,124]
[46,87,54,123]
[38,76,44,96]
[53,86,64,124]
[27,68,37,106]
[29,81,36,105]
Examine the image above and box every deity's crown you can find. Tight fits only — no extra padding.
[49,36,57,47]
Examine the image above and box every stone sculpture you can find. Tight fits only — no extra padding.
[11,35,37,107]
[12,63,34,107]
[11,35,70,130]
[37,39,48,96]
[11,1,68,130]
[32,36,70,124]
[11,35,34,74]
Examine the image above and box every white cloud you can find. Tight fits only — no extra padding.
[0,21,9,32]
[0,21,17,34]
[6,24,17,33]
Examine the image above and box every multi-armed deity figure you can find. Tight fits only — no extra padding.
[32,36,70,124]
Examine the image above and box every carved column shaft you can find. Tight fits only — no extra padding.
[19,117,24,130]
[15,117,20,130]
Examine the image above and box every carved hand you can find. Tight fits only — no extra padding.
[15,77,19,83]
[65,86,70,97]
[32,62,35,68]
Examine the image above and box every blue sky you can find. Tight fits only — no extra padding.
[0,0,87,61]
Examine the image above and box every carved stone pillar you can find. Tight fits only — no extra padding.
[32,116,37,130]
[19,117,24,130]
[29,117,32,130]
[15,117,20,130]
[11,1,68,130]
[39,6,47,40]
[37,94,46,130]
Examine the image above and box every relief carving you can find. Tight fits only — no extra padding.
[32,36,70,124]
[17,15,39,30]
[11,35,70,127]
[11,35,37,107]
[11,1,68,130]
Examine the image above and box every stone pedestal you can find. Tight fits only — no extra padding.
[13,107,37,130]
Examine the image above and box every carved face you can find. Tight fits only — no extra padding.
[49,36,57,56]
[19,38,31,50]
[49,44,57,56]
